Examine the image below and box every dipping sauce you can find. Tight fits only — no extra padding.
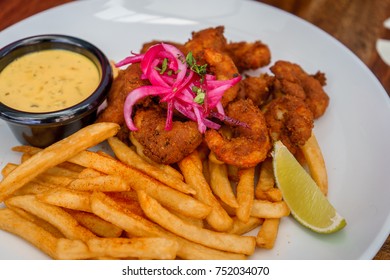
[0,49,100,112]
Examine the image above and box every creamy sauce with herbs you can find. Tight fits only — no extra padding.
[0,49,100,112]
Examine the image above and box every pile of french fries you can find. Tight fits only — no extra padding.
[0,122,326,260]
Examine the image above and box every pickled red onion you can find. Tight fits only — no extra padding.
[117,43,241,133]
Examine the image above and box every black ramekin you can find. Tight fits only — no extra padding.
[0,34,113,147]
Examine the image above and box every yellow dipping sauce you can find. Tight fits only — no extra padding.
[0,49,100,112]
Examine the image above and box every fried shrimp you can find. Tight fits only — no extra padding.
[238,74,274,107]
[97,64,149,125]
[184,26,227,63]
[263,95,314,155]
[205,99,271,168]
[226,41,271,72]
[132,107,203,165]
[270,60,329,119]
[203,48,240,106]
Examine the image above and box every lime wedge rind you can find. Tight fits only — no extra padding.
[272,141,346,234]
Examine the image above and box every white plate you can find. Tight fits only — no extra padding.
[0,0,389,260]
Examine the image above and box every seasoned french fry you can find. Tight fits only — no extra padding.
[106,191,145,218]
[69,175,130,192]
[36,173,73,187]
[37,188,92,212]
[137,190,256,255]
[108,137,195,195]
[228,216,264,236]
[301,133,328,196]
[256,218,280,249]
[208,151,225,165]
[7,206,64,238]
[13,181,55,196]
[236,167,255,222]
[69,150,211,219]
[0,208,58,259]
[1,163,18,177]
[179,151,233,232]
[6,195,96,241]
[90,191,166,237]
[255,188,283,202]
[255,157,275,199]
[208,160,239,208]
[251,199,290,219]
[87,237,179,260]
[65,209,123,238]
[55,238,92,260]
[92,192,246,260]
[77,168,103,178]
[0,122,120,201]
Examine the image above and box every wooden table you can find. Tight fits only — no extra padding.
[0,0,389,260]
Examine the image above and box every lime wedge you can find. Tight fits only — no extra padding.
[272,141,346,234]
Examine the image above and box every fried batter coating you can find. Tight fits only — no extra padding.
[226,41,271,72]
[97,64,149,125]
[205,99,271,168]
[263,95,314,154]
[203,48,240,106]
[132,107,203,165]
[238,74,274,107]
[184,26,227,63]
[270,60,329,119]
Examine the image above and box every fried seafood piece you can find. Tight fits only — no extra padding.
[203,48,240,106]
[205,99,271,168]
[238,74,274,107]
[225,41,271,72]
[97,64,149,125]
[132,107,203,165]
[184,26,227,63]
[270,60,329,119]
[263,95,314,155]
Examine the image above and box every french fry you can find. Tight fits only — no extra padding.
[87,237,179,260]
[36,173,73,187]
[256,218,280,249]
[236,167,255,223]
[0,122,120,201]
[65,209,123,238]
[208,151,225,165]
[255,157,275,199]
[178,151,233,232]
[69,150,211,219]
[301,133,328,196]
[77,168,103,178]
[208,160,239,208]
[108,137,195,195]
[37,188,92,212]
[69,175,130,192]
[5,195,96,241]
[7,206,64,238]
[106,191,145,218]
[0,208,58,259]
[56,237,178,260]
[251,199,290,219]
[90,191,165,237]
[137,190,256,255]
[228,216,264,236]
[255,188,283,202]
[92,191,246,260]
[1,163,18,177]
[55,238,92,260]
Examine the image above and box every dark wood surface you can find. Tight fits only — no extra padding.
[0,0,389,260]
